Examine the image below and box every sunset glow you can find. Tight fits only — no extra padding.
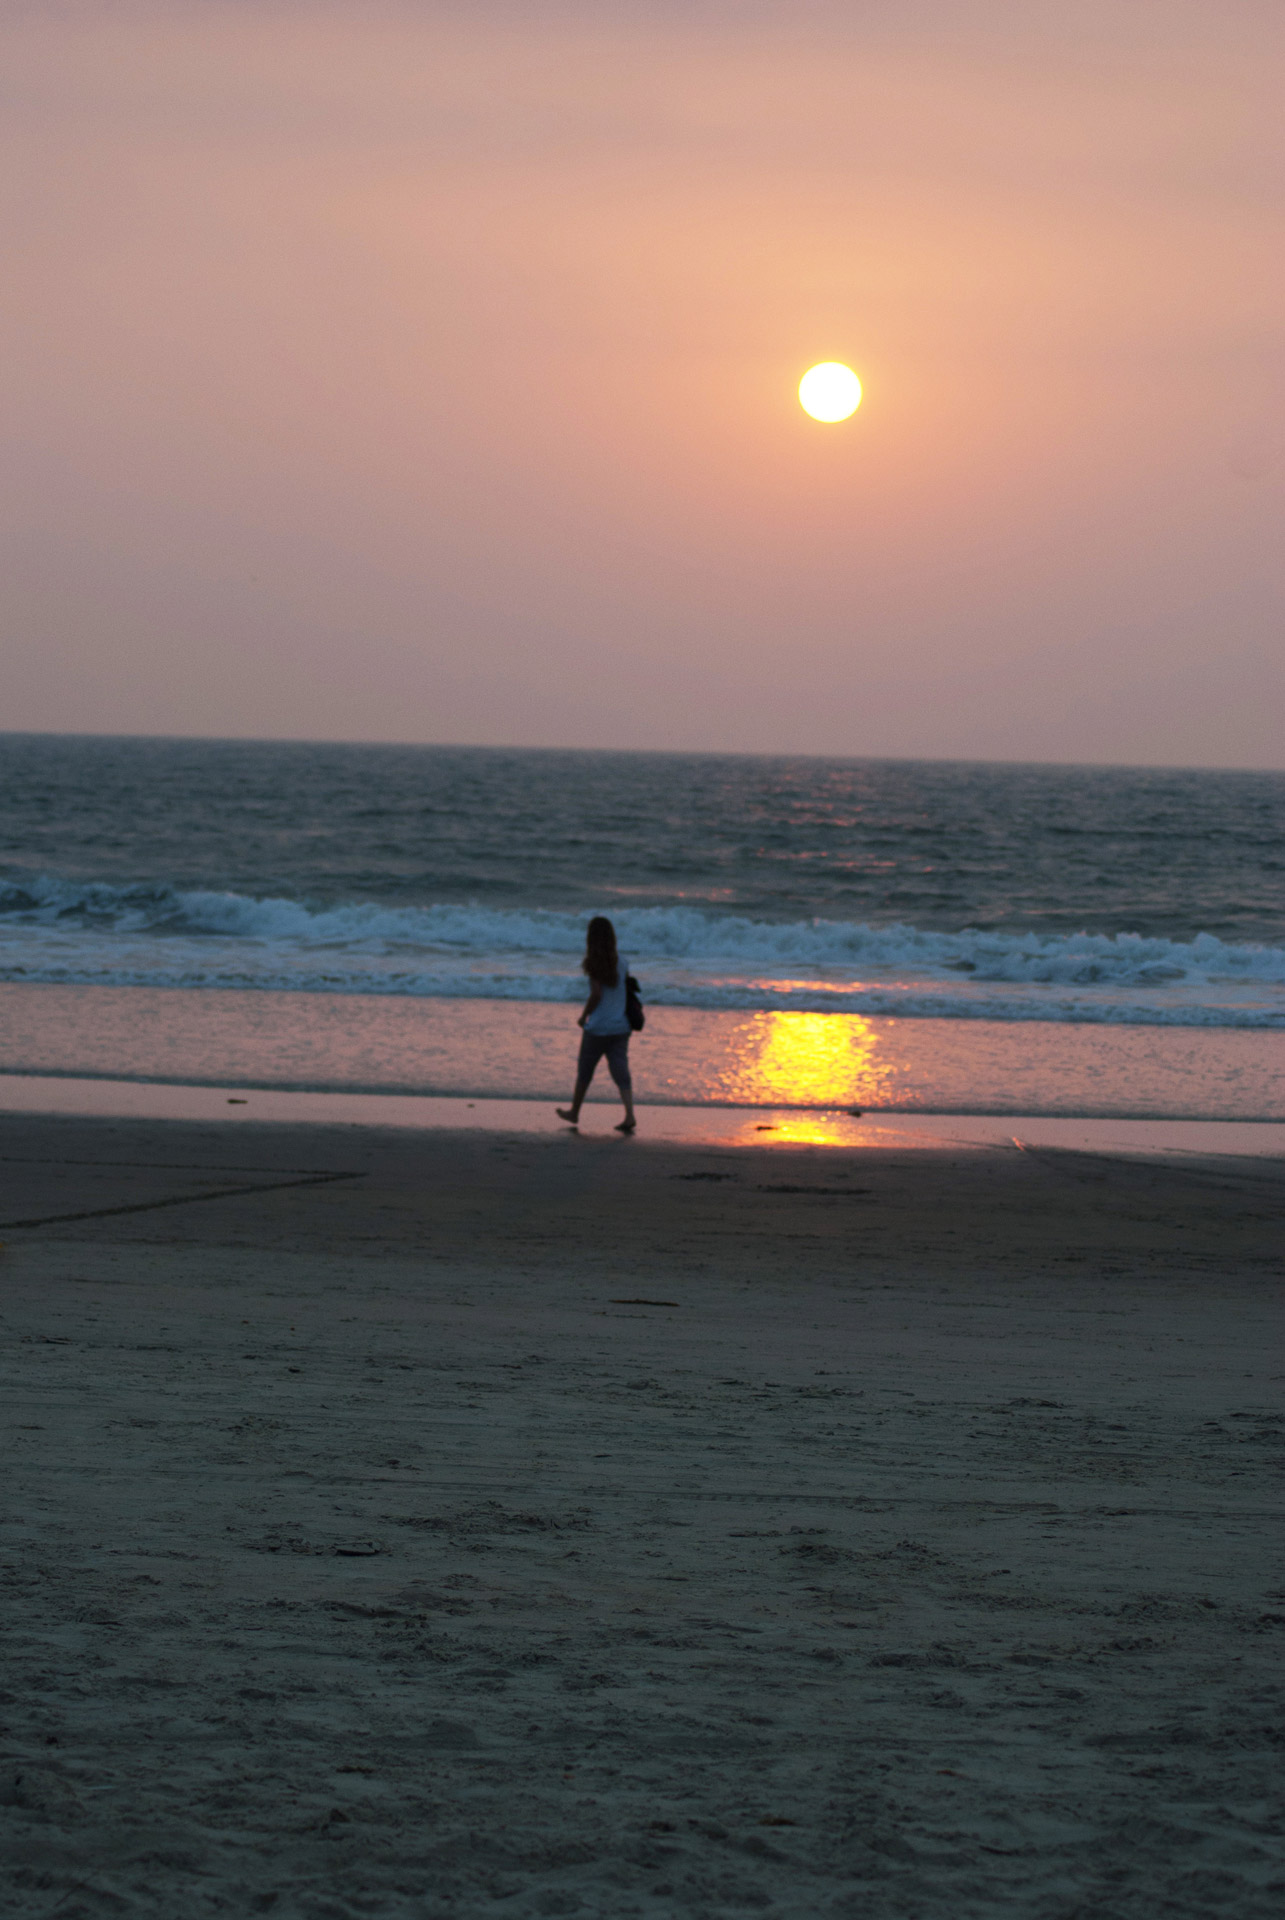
[0,4,1278,765]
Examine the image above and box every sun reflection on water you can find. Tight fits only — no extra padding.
[710,1010,893,1111]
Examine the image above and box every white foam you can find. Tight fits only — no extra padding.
[2,876,1284,1027]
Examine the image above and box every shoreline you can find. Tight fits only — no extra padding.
[2,1071,1285,1155]
[2,983,1282,1124]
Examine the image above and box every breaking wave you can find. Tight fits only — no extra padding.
[2,873,1283,1026]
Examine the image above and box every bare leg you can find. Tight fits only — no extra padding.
[610,1062,637,1134]
[556,1078,590,1126]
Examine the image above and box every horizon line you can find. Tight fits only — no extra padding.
[0,729,1280,779]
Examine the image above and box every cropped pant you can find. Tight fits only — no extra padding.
[577,1030,632,1091]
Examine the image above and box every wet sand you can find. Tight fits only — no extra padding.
[4,982,1284,1121]
[2,1113,1282,1918]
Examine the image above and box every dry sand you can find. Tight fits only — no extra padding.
[1,1112,1282,1918]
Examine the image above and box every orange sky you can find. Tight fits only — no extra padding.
[2,1,1281,764]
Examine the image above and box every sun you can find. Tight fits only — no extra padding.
[798,362,862,422]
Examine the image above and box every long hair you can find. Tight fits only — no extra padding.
[582,915,619,988]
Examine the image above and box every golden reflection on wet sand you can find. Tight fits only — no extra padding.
[729,1110,869,1147]
[709,1011,895,1113]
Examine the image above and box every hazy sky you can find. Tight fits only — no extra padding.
[2,0,1281,764]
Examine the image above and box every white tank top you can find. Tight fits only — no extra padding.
[584,958,630,1035]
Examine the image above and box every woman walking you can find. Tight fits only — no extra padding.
[556,916,637,1134]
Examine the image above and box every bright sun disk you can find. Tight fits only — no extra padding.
[798,362,862,422]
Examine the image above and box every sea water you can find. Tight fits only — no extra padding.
[1,737,1282,1115]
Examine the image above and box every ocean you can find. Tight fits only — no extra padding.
[2,736,1283,1117]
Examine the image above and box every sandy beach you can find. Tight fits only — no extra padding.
[2,1111,1282,1918]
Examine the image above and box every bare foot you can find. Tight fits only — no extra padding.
[555,1108,579,1125]
[614,1118,637,1134]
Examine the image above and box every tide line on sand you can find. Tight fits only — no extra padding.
[0,1072,1283,1158]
